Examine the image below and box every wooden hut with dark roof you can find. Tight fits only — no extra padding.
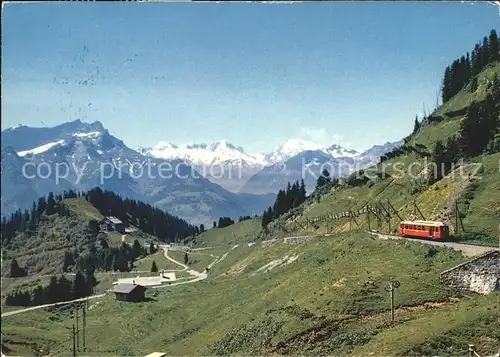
[112,283,146,302]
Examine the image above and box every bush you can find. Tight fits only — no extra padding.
[426,247,438,258]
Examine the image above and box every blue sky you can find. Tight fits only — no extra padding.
[2,2,499,153]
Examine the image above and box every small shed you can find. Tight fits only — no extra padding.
[99,216,125,234]
[112,283,146,302]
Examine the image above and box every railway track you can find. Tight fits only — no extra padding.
[367,230,499,257]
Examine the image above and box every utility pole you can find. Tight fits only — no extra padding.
[75,304,79,351]
[82,303,86,352]
[72,325,76,357]
[384,277,400,323]
[413,201,427,221]
[367,208,371,231]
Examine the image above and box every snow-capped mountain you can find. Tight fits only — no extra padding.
[257,139,359,165]
[140,138,362,192]
[239,140,403,194]
[139,140,266,167]
[1,120,275,225]
[138,140,268,192]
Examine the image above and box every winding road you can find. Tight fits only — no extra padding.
[1,245,234,316]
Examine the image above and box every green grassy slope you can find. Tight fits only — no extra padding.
[63,198,104,221]
[4,233,498,356]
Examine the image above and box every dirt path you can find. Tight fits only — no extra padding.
[152,245,233,289]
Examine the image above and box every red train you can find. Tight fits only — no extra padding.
[398,220,450,240]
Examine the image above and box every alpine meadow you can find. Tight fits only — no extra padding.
[1,3,500,357]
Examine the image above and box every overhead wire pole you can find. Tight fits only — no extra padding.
[75,304,79,351]
[387,200,403,222]
[82,303,86,352]
[367,207,371,231]
[72,325,76,357]
[414,200,427,221]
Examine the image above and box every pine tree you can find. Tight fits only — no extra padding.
[442,65,452,102]
[482,36,490,69]
[29,202,37,230]
[184,253,189,265]
[489,29,499,62]
[46,276,59,303]
[299,179,307,204]
[132,239,142,259]
[459,101,483,157]
[261,209,270,228]
[58,275,73,301]
[37,197,46,218]
[32,285,45,305]
[471,43,481,76]
[413,115,421,134]
[149,242,156,255]
[10,258,26,277]
[432,140,446,181]
[151,260,158,272]
[46,192,56,215]
[73,271,88,299]
[200,224,205,233]
[315,169,331,190]
[85,267,97,295]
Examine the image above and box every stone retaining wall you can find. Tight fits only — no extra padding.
[283,236,313,245]
[440,251,499,294]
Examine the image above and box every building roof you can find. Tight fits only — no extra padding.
[112,283,145,294]
[104,216,123,225]
[400,220,446,227]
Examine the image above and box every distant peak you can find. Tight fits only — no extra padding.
[153,141,178,150]
[7,124,25,131]
[209,140,243,152]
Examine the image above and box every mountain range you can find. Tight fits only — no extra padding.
[1,120,401,224]
[139,138,402,194]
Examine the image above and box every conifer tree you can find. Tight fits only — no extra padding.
[489,29,499,62]
[413,115,421,134]
[151,260,158,273]
[10,258,26,278]
[73,271,88,299]
[299,179,307,204]
[46,192,56,215]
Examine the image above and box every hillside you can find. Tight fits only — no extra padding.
[1,189,194,277]
[260,61,500,246]
[3,232,499,356]
[2,32,500,357]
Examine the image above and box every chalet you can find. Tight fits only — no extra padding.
[112,283,146,302]
[99,216,125,234]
